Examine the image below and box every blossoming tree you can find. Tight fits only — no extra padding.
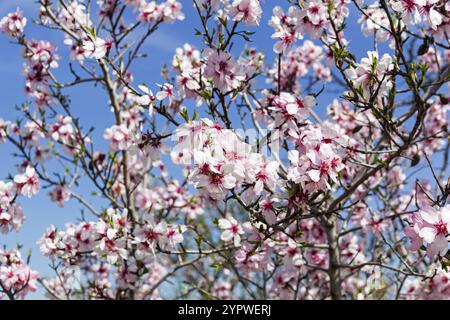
[0,0,449,300]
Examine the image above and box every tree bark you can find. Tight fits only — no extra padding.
[326,216,342,300]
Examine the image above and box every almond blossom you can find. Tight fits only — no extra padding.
[82,37,112,60]
[218,215,245,247]
[0,0,449,301]
[136,85,156,115]
[49,186,71,208]
[14,167,40,198]
[203,49,245,93]
[417,206,450,258]
[0,249,38,299]
[345,51,394,101]
[104,124,133,151]
[228,0,263,26]
[0,8,27,37]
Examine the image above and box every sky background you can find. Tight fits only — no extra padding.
[0,0,432,299]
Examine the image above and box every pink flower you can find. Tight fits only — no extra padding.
[138,1,163,23]
[404,225,423,251]
[14,167,40,198]
[281,239,305,268]
[0,204,25,234]
[345,51,394,101]
[305,0,327,25]
[218,215,244,247]
[260,198,278,225]
[390,0,426,25]
[134,220,168,250]
[203,49,245,93]
[166,224,187,246]
[161,0,185,23]
[0,8,27,37]
[191,162,237,200]
[49,115,74,144]
[0,250,38,299]
[49,186,71,208]
[82,37,112,59]
[156,83,176,103]
[422,0,442,30]
[269,6,302,53]
[104,124,133,151]
[418,206,450,258]
[253,161,279,195]
[269,92,316,127]
[228,0,263,26]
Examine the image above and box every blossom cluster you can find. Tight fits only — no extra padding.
[0,249,38,299]
[22,39,60,108]
[269,40,332,94]
[37,206,186,298]
[171,118,279,201]
[405,206,450,258]
[269,1,350,53]
[390,0,447,30]
[345,51,394,102]
[0,167,41,235]
[0,0,449,301]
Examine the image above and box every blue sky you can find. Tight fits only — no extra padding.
[0,0,429,299]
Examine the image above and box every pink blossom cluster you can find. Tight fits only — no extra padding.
[38,208,186,263]
[390,0,446,30]
[41,1,112,61]
[227,0,263,26]
[54,1,93,61]
[269,40,332,93]
[263,91,316,128]
[104,124,134,151]
[0,181,25,234]
[1,0,450,300]
[0,249,38,299]
[345,51,394,102]
[203,49,245,93]
[135,179,205,220]
[403,268,450,299]
[170,43,262,103]
[0,166,43,234]
[136,0,185,24]
[269,1,350,53]
[47,115,88,156]
[22,39,60,108]
[358,3,392,43]
[405,205,450,258]
[171,118,279,201]
[37,207,185,298]
[171,43,203,105]
[287,124,345,193]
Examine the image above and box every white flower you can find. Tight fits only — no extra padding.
[137,85,156,115]
[14,167,40,198]
[0,8,27,37]
[82,37,112,59]
[228,0,263,26]
[218,215,244,247]
[104,124,133,151]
